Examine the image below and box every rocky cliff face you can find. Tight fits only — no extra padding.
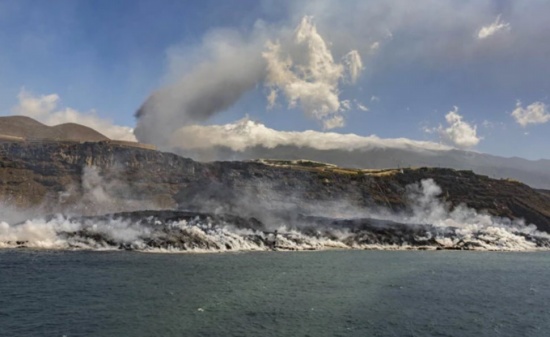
[0,141,193,213]
[1,141,550,233]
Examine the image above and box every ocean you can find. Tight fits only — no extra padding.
[1,250,549,337]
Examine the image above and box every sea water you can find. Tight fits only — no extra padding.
[1,250,549,337]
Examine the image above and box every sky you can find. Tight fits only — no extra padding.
[1,0,550,160]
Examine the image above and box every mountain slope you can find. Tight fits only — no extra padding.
[178,145,550,189]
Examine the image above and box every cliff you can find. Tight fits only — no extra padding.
[1,141,549,233]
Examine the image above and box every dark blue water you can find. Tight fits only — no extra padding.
[1,250,549,337]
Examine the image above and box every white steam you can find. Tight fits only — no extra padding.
[400,179,544,250]
[135,16,363,148]
[58,166,170,216]
[0,215,348,251]
[1,179,547,252]
[12,89,136,141]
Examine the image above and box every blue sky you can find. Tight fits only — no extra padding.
[1,0,550,159]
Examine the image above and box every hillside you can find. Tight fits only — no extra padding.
[179,145,550,189]
[0,116,109,142]
[0,141,549,234]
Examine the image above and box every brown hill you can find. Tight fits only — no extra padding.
[51,123,109,142]
[0,116,53,139]
[0,116,109,142]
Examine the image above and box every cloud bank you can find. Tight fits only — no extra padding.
[170,117,449,153]
[13,89,136,141]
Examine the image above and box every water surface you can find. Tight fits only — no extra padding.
[1,250,549,336]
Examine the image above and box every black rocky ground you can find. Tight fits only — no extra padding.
[48,210,550,251]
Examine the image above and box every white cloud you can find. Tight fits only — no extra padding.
[355,101,369,112]
[511,101,550,127]
[477,15,511,39]
[340,100,351,111]
[322,115,345,129]
[436,107,481,149]
[262,16,362,130]
[341,99,368,112]
[482,120,494,128]
[266,90,278,109]
[169,117,450,153]
[342,50,363,83]
[369,41,380,53]
[12,89,136,141]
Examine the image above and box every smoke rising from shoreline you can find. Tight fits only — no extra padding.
[1,179,548,252]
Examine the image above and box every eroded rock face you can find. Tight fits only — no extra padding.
[0,142,549,233]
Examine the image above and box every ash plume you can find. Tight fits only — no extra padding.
[134,16,363,149]
[134,28,268,147]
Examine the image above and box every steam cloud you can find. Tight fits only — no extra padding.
[135,16,363,148]
[1,179,548,252]
[66,166,167,215]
